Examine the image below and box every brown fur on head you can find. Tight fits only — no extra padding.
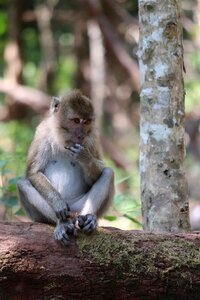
[51,90,96,147]
[60,90,94,118]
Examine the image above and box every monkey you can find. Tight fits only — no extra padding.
[17,90,114,245]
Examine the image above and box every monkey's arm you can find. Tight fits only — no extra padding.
[28,172,70,222]
[67,144,104,182]
[76,167,115,232]
[26,140,70,222]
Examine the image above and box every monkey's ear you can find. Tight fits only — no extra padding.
[51,96,61,113]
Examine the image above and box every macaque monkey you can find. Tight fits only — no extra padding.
[17,90,114,245]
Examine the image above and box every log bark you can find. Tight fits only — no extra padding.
[0,222,200,300]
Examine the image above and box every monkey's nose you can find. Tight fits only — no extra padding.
[78,135,84,141]
[78,136,84,144]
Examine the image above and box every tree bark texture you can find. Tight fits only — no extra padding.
[3,0,28,121]
[1,222,200,300]
[138,0,190,232]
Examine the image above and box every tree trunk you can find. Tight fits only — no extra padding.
[1,222,200,300]
[35,2,56,93]
[138,0,190,232]
[87,20,105,129]
[3,0,27,120]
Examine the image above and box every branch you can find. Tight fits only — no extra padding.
[0,79,50,114]
[22,10,76,24]
[103,0,138,26]
[84,0,140,91]
[0,222,200,299]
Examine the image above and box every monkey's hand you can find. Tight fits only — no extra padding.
[55,204,71,223]
[65,144,92,164]
[54,220,77,246]
[77,214,98,233]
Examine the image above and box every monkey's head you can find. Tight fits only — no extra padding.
[51,90,95,147]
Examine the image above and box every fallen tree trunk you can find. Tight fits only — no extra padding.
[0,222,200,300]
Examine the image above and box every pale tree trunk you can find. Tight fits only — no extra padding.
[138,0,190,232]
[35,1,56,93]
[87,20,105,129]
[3,0,27,120]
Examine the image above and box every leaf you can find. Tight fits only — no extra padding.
[15,207,26,216]
[2,196,18,208]
[114,194,125,204]
[123,214,142,226]
[104,215,117,221]
[0,161,7,168]
[8,177,21,185]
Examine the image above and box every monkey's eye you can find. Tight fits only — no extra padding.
[72,118,80,124]
[84,119,92,125]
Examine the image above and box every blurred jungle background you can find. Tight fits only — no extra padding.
[1,0,200,230]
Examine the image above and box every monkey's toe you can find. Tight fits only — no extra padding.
[54,223,71,246]
[78,214,98,233]
[64,221,77,236]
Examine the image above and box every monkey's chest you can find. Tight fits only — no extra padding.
[44,158,89,202]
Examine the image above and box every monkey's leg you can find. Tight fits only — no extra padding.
[71,167,114,233]
[17,179,75,245]
[17,179,57,224]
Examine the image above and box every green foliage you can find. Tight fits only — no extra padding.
[22,27,41,65]
[54,56,77,92]
[0,121,35,219]
[185,52,200,112]
[0,11,7,35]
[0,155,24,219]
[185,79,200,112]
[104,158,142,229]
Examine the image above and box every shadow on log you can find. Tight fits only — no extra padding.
[0,222,200,299]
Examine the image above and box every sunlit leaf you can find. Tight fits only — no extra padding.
[104,215,117,221]
[15,207,26,216]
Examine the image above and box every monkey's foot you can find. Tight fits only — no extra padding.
[77,214,98,233]
[55,204,71,223]
[54,221,77,246]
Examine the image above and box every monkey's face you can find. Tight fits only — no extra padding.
[53,92,95,148]
[59,113,94,146]
[68,116,93,145]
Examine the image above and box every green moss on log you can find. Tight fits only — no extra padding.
[77,228,200,284]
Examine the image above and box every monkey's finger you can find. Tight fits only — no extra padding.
[69,146,81,154]
[77,215,87,228]
[74,144,84,150]
[60,233,71,246]
[65,147,77,155]
[64,223,75,235]
[54,229,70,246]
[83,221,97,233]
[56,208,70,222]
[83,214,97,226]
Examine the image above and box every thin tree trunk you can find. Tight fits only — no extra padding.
[74,11,90,95]
[87,20,105,129]
[35,1,56,93]
[3,0,27,120]
[138,0,190,232]
[1,222,200,300]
